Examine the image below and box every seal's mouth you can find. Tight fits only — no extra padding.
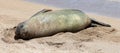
[14,30,28,40]
[14,26,21,40]
[14,35,20,40]
[14,34,30,40]
[14,29,31,40]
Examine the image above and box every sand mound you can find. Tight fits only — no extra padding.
[0,26,117,53]
[1,26,115,44]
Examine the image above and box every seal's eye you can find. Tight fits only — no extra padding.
[15,23,25,37]
[20,24,23,28]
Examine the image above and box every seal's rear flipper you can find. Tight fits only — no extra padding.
[91,18,111,27]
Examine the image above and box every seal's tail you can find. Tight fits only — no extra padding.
[91,18,111,27]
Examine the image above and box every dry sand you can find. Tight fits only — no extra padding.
[0,0,120,53]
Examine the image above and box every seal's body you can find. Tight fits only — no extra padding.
[15,9,111,40]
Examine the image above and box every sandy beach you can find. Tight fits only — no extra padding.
[0,0,120,53]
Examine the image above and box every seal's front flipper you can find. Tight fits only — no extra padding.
[91,18,111,27]
[31,9,52,17]
[40,9,52,13]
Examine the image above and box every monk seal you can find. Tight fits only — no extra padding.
[15,9,111,40]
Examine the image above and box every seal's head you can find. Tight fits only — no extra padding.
[14,22,29,40]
